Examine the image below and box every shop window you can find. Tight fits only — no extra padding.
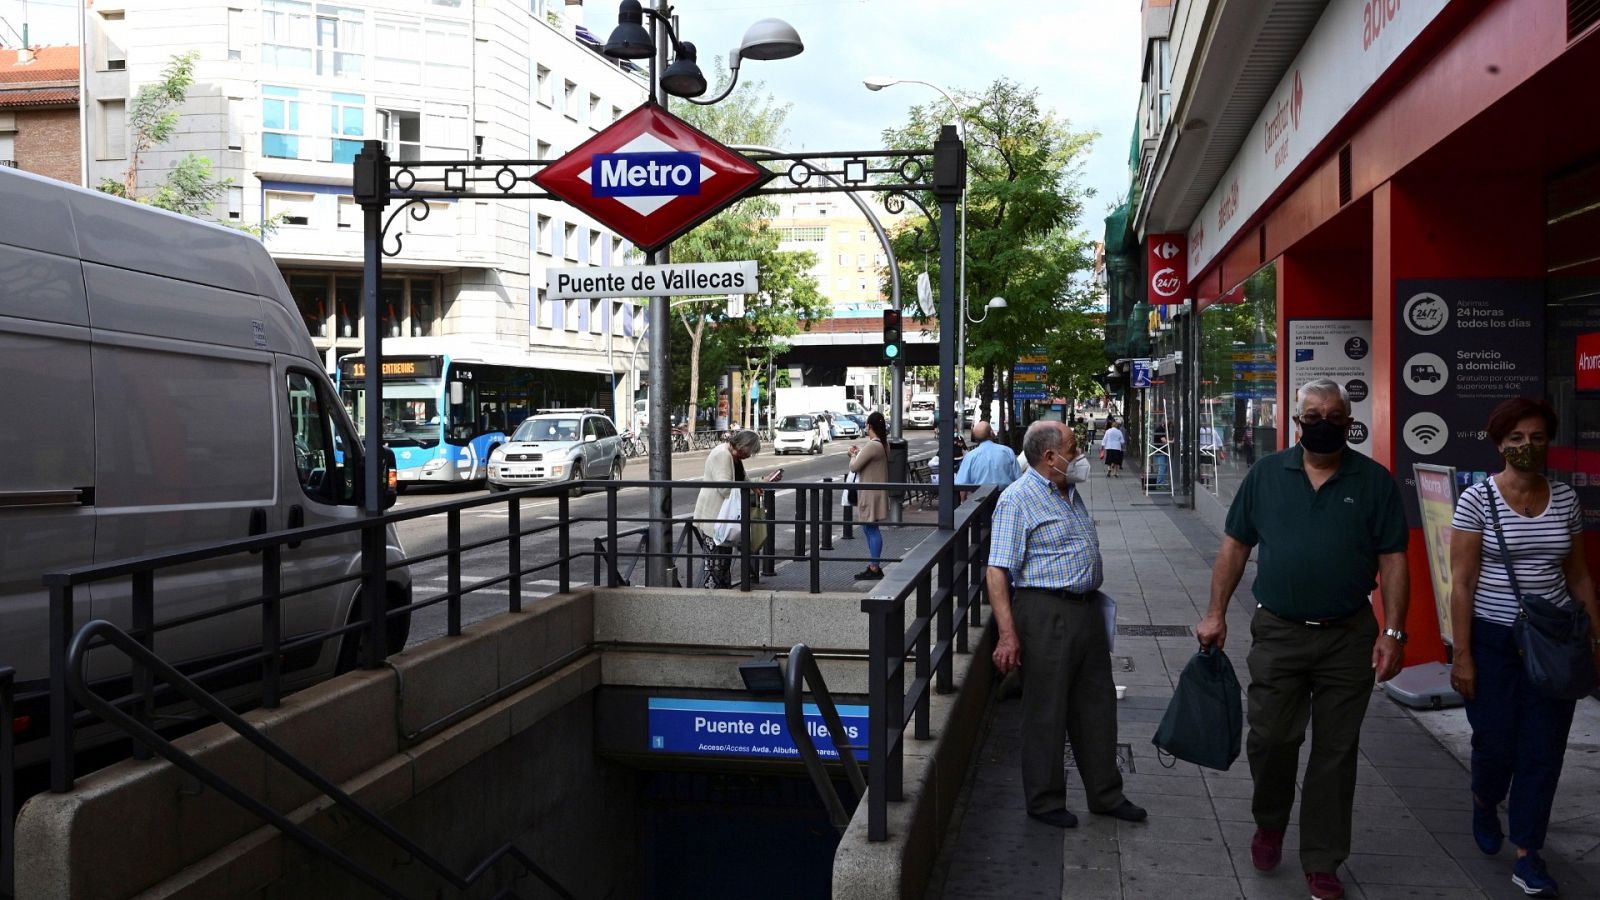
[1198,262,1279,505]
[412,280,437,336]
[335,275,362,338]
[289,273,331,338]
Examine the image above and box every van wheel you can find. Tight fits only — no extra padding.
[335,587,411,674]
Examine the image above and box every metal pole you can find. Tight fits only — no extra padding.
[933,125,964,530]
[357,146,387,516]
[645,1,673,586]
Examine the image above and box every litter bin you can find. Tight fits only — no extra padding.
[887,438,909,497]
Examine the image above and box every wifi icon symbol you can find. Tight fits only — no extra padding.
[1403,413,1449,456]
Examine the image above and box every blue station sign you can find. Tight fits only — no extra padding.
[647,697,869,761]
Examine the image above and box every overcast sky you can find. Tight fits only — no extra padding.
[4,0,1140,229]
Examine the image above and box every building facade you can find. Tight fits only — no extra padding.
[1108,0,1600,663]
[0,45,81,183]
[82,0,650,418]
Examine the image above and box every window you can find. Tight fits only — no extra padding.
[99,10,127,71]
[837,253,847,266]
[536,140,551,160]
[262,86,364,163]
[589,230,602,264]
[563,222,577,259]
[589,93,602,127]
[378,107,420,161]
[226,98,243,150]
[591,300,605,334]
[289,274,330,337]
[423,103,469,157]
[563,80,577,119]
[536,66,553,106]
[315,4,364,78]
[328,92,364,162]
[266,190,316,226]
[536,287,552,328]
[262,0,313,71]
[778,226,826,242]
[228,7,246,61]
[336,195,356,228]
[536,214,552,254]
[856,253,866,269]
[375,19,422,83]
[565,298,581,332]
[98,99,126,159]
[858,230,867,242]
[411,281,436,336]
[227,186,244,220]
[612,237,623,262]
[837,231,850,243]
[611,105,622,123]
[0,129,14,165]
[423,19,469,88]
[287,371,355,506]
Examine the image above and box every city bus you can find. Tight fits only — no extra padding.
[336,339,612,488]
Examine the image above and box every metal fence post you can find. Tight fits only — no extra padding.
[937,545,955,690]
[887,597,905,803]
[761,489,777,576]
[262,544,282,708]
[130,570,155,761]
[1,667,14,894]
[866,604,887,841]
[558,493,571,594]
[607,486,621,588]
[739,485,753,592]
[915,574,932,740]
[508,497,522,613]
[49,581,75,792]
[821,477,835,551]
[794,487,808,558]
[809,486,822,594]
[361,520,387,670]
[841,501,854,541]
[447,509,462,637]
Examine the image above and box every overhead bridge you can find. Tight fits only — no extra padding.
[774,316,942,367]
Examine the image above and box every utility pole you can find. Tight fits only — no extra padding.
[933,125,964,529]
[644,0,674,586]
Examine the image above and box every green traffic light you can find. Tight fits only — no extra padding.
[885,344,900,359]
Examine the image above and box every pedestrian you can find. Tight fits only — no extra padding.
[987,420,1145,829]
[955,420,1022,487]
[1447,397,1600,898]
[1101,419,1126,477]
[693,429,765,589]
[848,411,891,580]
[1197,377,1408,900]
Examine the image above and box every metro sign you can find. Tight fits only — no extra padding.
[1146,234,1188,304]
[535,104,772,253]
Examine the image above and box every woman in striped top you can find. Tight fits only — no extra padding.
[1448,397,1600,898]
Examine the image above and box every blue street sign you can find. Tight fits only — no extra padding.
[1012,364,1047,373]
[1013,389,1049,400]
[1131,359,1153,389]
[647,698,869,761]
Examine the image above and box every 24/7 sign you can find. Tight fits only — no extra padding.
[1147,234,1188,304]
[535,104,772,253]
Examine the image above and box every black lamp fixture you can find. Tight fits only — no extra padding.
[738,652,785,694]
[604,1,803,105]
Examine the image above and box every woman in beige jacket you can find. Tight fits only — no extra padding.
[694,429,763,588]
[848,412,891,580]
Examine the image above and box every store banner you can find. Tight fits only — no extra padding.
[1393,280,1544,526]
[1288,319,1373,456]
[1147,235,1187,305]
[1412,464,1459,649]
[1578,331,1600,392]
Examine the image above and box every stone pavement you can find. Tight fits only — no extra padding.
[926,459,1600,900]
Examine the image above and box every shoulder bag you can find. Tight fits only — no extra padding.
[1485,481,1598,700]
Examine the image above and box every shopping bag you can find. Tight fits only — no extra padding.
[711,492,743,545]
[1098,447,1106,460]
[1152,647,1243,770]
[844,470,860,505]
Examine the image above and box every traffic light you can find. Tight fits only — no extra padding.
[882,308,903,363]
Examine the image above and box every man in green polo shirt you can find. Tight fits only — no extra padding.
[1197,378,1409,900]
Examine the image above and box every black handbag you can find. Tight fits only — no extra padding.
[1485,481,1598,701]
[1152,646,1243,770]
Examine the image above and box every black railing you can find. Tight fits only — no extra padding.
[861,485,997,842]
[2,666,13,898]
[783,643,866,832]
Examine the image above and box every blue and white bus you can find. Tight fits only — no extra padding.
[336,339,612,488]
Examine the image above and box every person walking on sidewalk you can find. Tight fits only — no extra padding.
[987,420,1146,829]
[848,412,891,580]
[1101,419,1126,477]
[1197,378,1409,900]
[1447,397,1600,899]
[956,420,1021,487]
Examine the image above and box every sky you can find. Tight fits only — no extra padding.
[2,0,1142,229]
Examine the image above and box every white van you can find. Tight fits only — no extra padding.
[0,166,410,760]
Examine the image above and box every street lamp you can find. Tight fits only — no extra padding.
[863,75,971,426]
[603,0,803,587]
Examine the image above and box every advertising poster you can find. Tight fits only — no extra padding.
[1288,319,1374,457]
[1549,304,1600,530]
[1412,464,1459,648]
[647,698,869,761]
[1393,280,1544,526]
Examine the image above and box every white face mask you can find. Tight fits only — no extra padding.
[1064,454,1091,484]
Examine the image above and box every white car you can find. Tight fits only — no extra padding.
[909,405,937,429]
[488,408,624,492]
[774,414,824,454]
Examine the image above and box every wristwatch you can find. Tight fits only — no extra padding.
[1383,627,1408,644]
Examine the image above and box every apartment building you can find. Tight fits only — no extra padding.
[0,45,80,183]
[82,0,649,411]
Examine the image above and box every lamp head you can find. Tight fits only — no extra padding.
[738,18,803,61]
[862,75,901,92]
[661,41,707,98]
[603,0,654,60]
[987,297,1008,309]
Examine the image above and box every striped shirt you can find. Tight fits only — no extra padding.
[1450,479,1582,626]
[988,468,1102,593]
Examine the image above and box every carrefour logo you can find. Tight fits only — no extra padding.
[592,151,702,198]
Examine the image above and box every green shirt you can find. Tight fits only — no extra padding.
[1225,446,1408,620]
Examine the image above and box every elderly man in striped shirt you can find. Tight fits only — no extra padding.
[987,420,1146,828]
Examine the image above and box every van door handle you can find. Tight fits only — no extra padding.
[249,507,268,554]
[287,504,304,550]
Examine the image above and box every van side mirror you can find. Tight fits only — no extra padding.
[449,382,465,405]
[351,448,399,509]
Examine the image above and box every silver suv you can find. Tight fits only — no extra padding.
[488,408,624,492]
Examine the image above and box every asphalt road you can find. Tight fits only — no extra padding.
[391,432,942,646]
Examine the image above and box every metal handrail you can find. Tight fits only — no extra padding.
[783,644,866,831]
[2,666,13,898]
[63,619,575,900]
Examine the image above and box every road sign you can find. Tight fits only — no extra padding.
[546,261,758,299]
[534,104,772,253]
[1132,358,1153,389]
[1013,389,1048,400]
[1012,364,1047,373]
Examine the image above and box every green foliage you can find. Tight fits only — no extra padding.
[881,78,1103,405]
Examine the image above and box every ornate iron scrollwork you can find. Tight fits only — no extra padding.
[380,197,434,258]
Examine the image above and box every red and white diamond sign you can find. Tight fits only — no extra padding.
[534,103,772,253]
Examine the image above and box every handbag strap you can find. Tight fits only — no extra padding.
[1483,479,1528,613]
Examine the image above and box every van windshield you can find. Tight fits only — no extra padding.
[513,417,581,442]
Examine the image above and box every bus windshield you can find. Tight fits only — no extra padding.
[338,359,444,449]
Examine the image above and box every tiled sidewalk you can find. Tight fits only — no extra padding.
[926,461,1600,900]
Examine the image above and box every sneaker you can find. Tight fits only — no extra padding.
[1512,852,1559,897]
[1306,871,1345,900]
[1251,827,1284,871]
[854,567,884,580]
[1473,800,1505,855]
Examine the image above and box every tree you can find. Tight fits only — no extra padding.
[881,79,1101,423]
[668,69,826,430]
[97,52,275,235]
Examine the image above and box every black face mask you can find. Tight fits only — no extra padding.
[1299,418,1348,455]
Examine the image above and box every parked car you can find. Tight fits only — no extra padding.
[909,403,938,429]
[488,408,623,492]
[829,411,862,438]
[774,414,824,454]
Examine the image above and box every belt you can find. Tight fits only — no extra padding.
[1019,587,1090,602]
[1258,603,1363,628]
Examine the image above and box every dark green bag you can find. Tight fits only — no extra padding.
[1152,647,1243,770]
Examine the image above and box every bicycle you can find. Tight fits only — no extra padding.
[671,427,691,454]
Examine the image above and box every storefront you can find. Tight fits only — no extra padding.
[1162,0,1600,664]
